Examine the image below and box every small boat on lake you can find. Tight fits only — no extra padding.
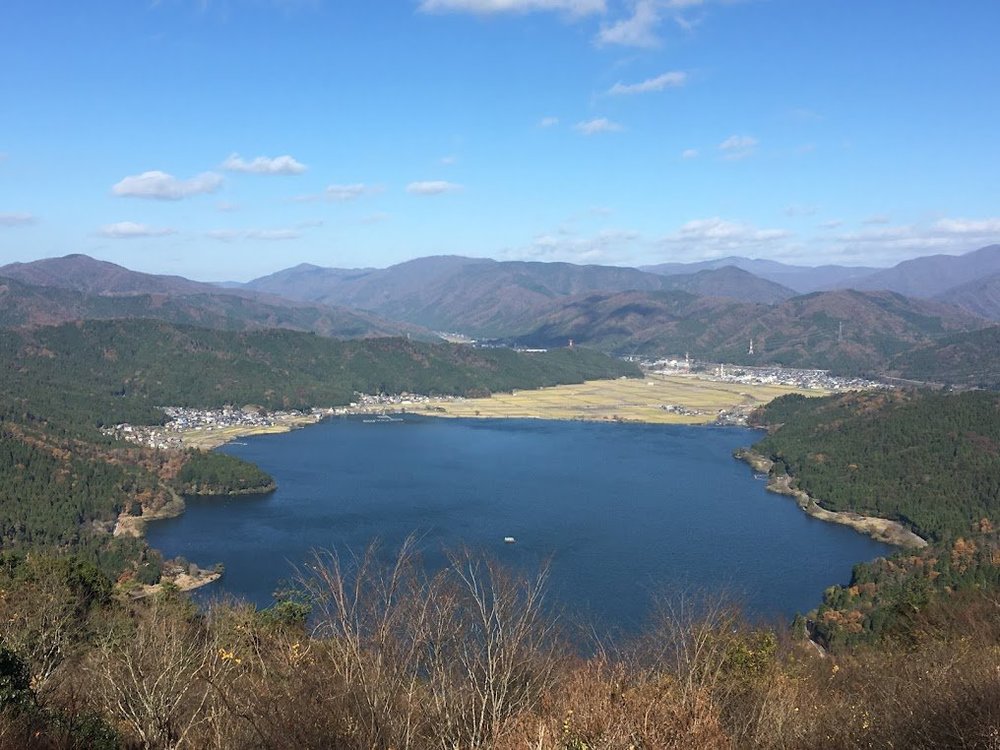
[504,536,516,544]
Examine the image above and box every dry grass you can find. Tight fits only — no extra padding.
[372,374,821,425]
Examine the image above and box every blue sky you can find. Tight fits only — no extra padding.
[1,0,998,281]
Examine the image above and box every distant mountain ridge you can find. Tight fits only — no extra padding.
[642,244,1000,298]
[243,255,796,336]
[0,255,432,340]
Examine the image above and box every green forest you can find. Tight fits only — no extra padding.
[748,390,1000,651]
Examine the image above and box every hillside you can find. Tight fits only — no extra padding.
[934,271,1000,320]
[846,244,1000,298]
[654,265,795,304]
[642,256,879,294]
[746,389,1000,649]
[0,272,431,340]
[244,256,792,336]
[0,319,639,429]
[886,325,1000,388]
[0,254,219,296]
[513,288,986,373]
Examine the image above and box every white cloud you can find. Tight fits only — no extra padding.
[406,180,463,195]
[538,116,560,128]
[0,212,37,227]
[597,0,661,47]
[608,70,686,95]
[112,170,223,200]
[575,117,623,135]
[418,0,605,16]
[661,217,792,257]
[206,228,302,242]
[98,221,177,239]
[823,216,1000,263]
[325,183,371,201]
[718,134,758,160]
[820,219,843,230]
[361,212,391,224]
[505,228,642,264]
[931,217,1000,235]
[681,148,699,159]
[221,153,307,175]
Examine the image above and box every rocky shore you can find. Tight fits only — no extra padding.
[734,448,927,549]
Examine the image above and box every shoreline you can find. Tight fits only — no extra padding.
[734,448,927,549]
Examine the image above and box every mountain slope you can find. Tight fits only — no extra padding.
[642,257,880,293]
[0,274,431,340]
[244,256,792,336]
[513,288,986,373]
[656,266,795,303]
[886,326,1000,388]
[934,272,1000,320]
[846,244,1000,298]
[0,254,213,296]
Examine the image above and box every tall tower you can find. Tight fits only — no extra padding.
[748,338,754,356]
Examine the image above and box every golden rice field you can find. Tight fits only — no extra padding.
[373,374,823,425]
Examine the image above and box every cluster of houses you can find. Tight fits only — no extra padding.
[102,406,317,449]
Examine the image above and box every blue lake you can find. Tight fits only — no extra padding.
[146,416,892,633]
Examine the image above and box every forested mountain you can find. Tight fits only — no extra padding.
[846,244,1000,298]
[934,271,1000,320]
[642,244,1000,296]
[0,271,432,340]
[886,326,1000,388]
[747,390,1000,649]
[243,256,795,335]
[0,254,209,296]
[642,256,880,294]
[652,266,795,303]
[512,288,986,373]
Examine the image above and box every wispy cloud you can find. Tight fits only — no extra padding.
[504,228,641,264]
[206,227,304,241]
[718,134,758,160]
[112,170,223,200]
[597,0,661,47]
[418,0,605,16]
[0,212,37,227]
[538,116,560,128]
[575,117,623,135]
[406,180,463,195]
[825,216,1000,263]
[362,212,391,224]
[783,204,818,218]
[932,217,1000,235]
[440,155,458,165]
[861,213,890,225]
[325,183,374,201]
[221,153,307,175]
[608,70,686,95]
[681,148,699,159]
[661,217,792,256]
[598,0,706,48]
[216,200,240,212]
[98,221,177,239]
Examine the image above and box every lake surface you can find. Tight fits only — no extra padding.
[147,416,892,633]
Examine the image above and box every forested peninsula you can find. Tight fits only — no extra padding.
[744,390,1000,649]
